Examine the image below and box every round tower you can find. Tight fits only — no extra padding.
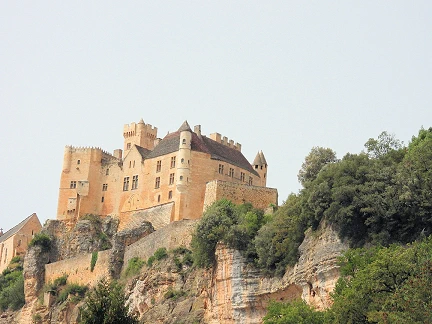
[176,121,192,192]
[62,146,72,173]
[253,150,268,186]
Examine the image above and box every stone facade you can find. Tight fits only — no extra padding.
[0,213,42,273]
[57,119,277,229]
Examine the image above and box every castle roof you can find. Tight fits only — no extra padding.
[253,151,267,166]
[178,120,192,132]
[201,136,259,176]
[145,127,259,176]
[135,145,151,159]
[0,213,40,244]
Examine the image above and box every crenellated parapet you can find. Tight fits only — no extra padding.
[209,133,242,152]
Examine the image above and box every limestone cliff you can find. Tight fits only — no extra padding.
[204,224,347,323]
[16,220,347,323]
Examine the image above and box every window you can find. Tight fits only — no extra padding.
[179,175,183,181]
[155,177,160,188]
[132,175,138,190]
[218,164,224,175]
[102,184,108,191]
[77,160,81,165]
[156,160,162,172]
[181,158,184,164]
[133,161,135,168]
[106,168,109,175]
[170,156,176,168]
[169,173,175,185]
[229,168,234,178]
[182,138,186,144]
[101,197,104,202]
[240,172,245,182]
[158,195,161,202]
[123,177,130,191]
[129,161,132,168]
[168,190,173,199]
[248,177,253,185]
[70,181,77,189]
[127,143,131,149]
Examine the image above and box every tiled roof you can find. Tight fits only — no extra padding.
[135,145,151,159]
[0,213,38,244]
[201,136,259,176]
[145,122,259,176]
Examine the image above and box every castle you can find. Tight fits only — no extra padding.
[57,119,277,229]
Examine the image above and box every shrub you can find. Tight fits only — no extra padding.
[154,247,168,260]
[57,283,87,303]
[28,233,51,252]
[79,278,138,324]
[147,256,156,267]
[32,313,42,323]
[164,288,186,300]
[263,299,325,324]
[90,251,98,272]
[80,214,102,225]
[53,274,68,288]
[123,257,145,278]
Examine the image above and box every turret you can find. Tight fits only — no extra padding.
[176,121,192,192]
[253,150,268,186]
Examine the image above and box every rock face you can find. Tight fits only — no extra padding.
[23,245,50,303]
[204,224,348,323]
[109,221,154,278]
[42,216,119,262]
[125,253,210,324]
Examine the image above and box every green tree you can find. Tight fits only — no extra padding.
[364,131,402,159]
[298,147,337,187]
[79,278,138,324]
[263,300,325,324]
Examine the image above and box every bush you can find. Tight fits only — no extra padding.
[263,299,325,324]
[154,247,168,260]
[57,283,87,303]
[147,256,156,267]
[80,278,138,324]
[123,257,145,278]
[90,252,98,272]
[164,287,186,300]
[28,233,51,252]
[191,199,266,268]
[53,274,68,288]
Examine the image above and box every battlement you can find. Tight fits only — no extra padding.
[123,120,157,139]
[65,145,117,159]
[209,133,242,152]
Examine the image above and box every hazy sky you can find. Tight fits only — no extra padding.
[1,1,431,232]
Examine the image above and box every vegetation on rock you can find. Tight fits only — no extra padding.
[0,257,24,311]
[28,233,52,252]
[79,277,138,324]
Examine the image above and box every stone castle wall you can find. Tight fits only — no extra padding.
[45,250,110,286]
[203,180,278,212]
[123,219,197,271]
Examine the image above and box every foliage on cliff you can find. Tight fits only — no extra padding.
[265,235,432,324]
[0,256,24,311]
[79,278,138,324]
[191,199,266,267]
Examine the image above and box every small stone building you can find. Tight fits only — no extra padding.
[0,213,42,273]
[57,120,278,230]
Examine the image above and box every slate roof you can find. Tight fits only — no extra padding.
[135,145,151,159]
[0,213,39,244]
[145,123,259,176]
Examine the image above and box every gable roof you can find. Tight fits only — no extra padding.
[201,136,259,176]
[0,213,40,244]
[145,127,259,176]
[135,145,151,159]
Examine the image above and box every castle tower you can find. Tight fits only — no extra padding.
[253,150,268,186]
[175,121,192,220]
[123,118,158,154]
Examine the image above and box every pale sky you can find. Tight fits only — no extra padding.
[1,1,431,232]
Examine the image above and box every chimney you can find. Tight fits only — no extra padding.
[194,125,202,138]
[113,149,123,159]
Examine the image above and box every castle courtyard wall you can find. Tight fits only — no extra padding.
[123,219,197,271]
[45,250,110,286]
[203,180,278,212]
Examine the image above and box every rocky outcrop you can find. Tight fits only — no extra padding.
[125,253,210,324]
[42,216,119,262]
[23,246,50,303]
[109,221,154,278]
[204,224,348,323]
